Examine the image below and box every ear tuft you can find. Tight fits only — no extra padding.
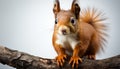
[53,0,61,17]
[71,0,80,19]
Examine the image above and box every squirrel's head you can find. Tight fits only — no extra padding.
[53,0,80,35]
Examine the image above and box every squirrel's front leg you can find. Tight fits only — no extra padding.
[69,42,88,68]
[69,44,82,68]
[54,44,67,67]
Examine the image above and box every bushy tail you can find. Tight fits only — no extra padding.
[80,8,107,51]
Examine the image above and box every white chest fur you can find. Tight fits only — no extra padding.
[55,34,79,50]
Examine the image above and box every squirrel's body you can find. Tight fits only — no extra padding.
[52,0,107,68]
[53,16,97,56]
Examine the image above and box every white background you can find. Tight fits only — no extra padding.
[0,0,120,69]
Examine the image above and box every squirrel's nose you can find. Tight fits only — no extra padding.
[61,29,67,35]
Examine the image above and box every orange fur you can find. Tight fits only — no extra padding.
[52,0,107,68]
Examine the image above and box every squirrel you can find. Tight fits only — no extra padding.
[52,0,107,68]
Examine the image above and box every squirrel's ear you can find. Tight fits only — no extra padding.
[53,0,61,17]
[71,0,80,19]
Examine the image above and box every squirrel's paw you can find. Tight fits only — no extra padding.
[69,56,82,68]
[56,54,67,67]
[87,55,96,60]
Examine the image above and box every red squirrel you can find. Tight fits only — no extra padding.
[52,0,107,68]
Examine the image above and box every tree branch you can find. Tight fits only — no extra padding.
[0,46,120,69]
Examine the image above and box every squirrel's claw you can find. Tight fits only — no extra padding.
[56,54,67,67]
[69,56,82,68]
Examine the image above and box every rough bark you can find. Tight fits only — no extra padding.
[0,46,120,69]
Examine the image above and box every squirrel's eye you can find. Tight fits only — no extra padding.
[71,19,75,23]
[70,17,76,25]
[55,18,58,24]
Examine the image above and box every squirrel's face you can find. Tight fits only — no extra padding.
[53,0,80,35]
[54,10,78,35]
